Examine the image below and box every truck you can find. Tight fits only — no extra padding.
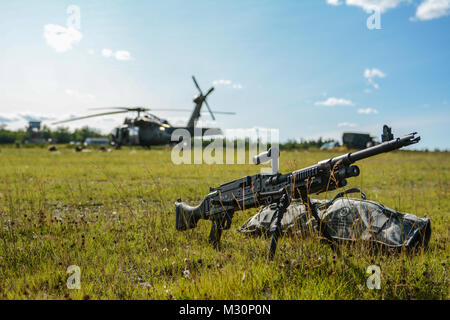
[342,132,377,150]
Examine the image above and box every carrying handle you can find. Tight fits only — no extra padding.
[326,188,366,208]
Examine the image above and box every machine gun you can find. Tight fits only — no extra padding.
[175,126,420,258]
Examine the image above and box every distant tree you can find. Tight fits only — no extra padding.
[0,127,16,144]
[15,129,28,143]
[72,126,105,142]
[41,125,52,141]
[52,127,72,144]
[279,138,338,150]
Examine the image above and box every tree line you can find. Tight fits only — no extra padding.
[196,137,339,150]
[0,124,339,149]
[0,125,108,144]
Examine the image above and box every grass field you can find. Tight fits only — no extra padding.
[0,146,448,299]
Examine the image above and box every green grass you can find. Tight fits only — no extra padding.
[0,146,448,299]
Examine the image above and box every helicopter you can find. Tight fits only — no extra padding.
[51,76,235,148]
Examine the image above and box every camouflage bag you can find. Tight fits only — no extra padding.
[237,188,431,250]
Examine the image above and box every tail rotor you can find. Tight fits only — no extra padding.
[192,76,216,121]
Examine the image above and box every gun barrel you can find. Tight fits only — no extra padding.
[347,132,420,163]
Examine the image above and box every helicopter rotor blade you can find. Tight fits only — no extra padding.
[204,100,216,121]
[88,107,150,112]
[205,87,214,98]
[144,108,193,112]
[192,76,203,95]
[150,109,235,115]
[201,111,236,115]
[88,107,130,110]
[51,110,129,125]
[88,107,220,113]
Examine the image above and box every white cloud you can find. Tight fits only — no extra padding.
[213,80,232,85]
[327,0,342,5]
[102,49,113,58]
[0,114,20,123]
[364,68,386,89]
[357,108,379,114]
[102,49,132,61]
[88,49,95,55]
[338,122,358,127]
[65,89,95,100]
[18,112,56,122]
[0,113,57,128]
[115,50,132,61]
[43,24,82,53]
[213,79,243,89]
[315,97,355,107]
[364,68,386,79]
[413,0,450,21]
[327,0,450,22]
[65,89,75,96]
[345,0,408,13]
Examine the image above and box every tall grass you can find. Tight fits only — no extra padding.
[0,146,448,299]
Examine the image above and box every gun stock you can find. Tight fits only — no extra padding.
[175,200,205,231]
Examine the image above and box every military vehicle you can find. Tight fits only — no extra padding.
[84,137,110,146]
[52,76,235,148]
[342,132,377,150]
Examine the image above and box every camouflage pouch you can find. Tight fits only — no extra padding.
[238,188,431,249]
[237,198,325,237]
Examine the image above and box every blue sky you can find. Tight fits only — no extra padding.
[0,0,449,149]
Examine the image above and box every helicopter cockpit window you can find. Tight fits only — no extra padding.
[128,126,140,145]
